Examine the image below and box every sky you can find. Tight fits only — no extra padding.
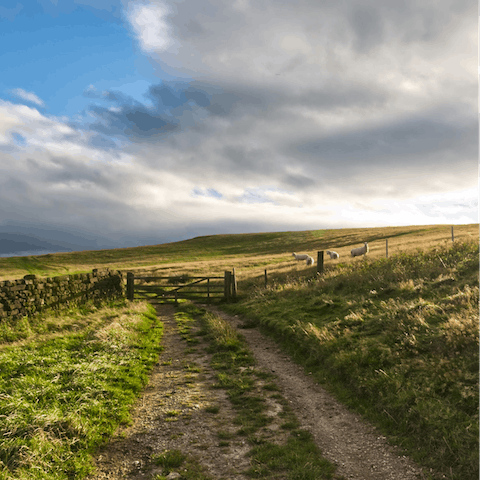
[0,0,478,252]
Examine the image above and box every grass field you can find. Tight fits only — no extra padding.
[0,223,477,282]
[0,223,478,479]
[0,299,163,479]
[224,237,479,480]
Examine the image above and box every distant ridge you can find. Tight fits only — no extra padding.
[0,234,72,256]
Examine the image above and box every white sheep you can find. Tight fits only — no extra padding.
[292,252,309,261]
[351,242,369,257]
[292,252,314,266]
[326,250,340,260]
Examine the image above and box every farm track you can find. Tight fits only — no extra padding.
[88,303,428,480]
[204,305,427,480]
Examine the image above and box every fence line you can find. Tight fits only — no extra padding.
[127,270,237,304]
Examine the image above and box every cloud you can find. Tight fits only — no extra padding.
[10,88,45,107]
[0,0,477,250]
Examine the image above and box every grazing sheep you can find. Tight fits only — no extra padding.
[292,252,309,261]
[306,255,314,266]
[351,242,369,257]
[326,250,340,260]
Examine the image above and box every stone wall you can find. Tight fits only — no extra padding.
[0,269,125,320]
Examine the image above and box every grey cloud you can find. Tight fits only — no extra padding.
[282,174,316,189]
[286,105,477,173]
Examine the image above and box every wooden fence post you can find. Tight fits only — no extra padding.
[207,277,210,303]
[126,272,134,301]
[386,239,389,258]
[264,269,267,288]
[451,226,454,242]
[317,251,324,274]
[232,268,237,300]
[224,271,231,300]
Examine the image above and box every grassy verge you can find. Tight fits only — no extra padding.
[174,303,343,480]
[223,239,479,480]
[0,299,164,479]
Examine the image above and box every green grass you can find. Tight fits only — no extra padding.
[0,299,164,479]
[223,239,479,480]
[174,304,341,479]
[152,449,213,480]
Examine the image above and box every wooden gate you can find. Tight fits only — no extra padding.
[126,270,237,304]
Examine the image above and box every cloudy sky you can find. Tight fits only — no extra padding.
[0,0,477,251]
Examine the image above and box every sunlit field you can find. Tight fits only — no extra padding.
[0,223,477,283]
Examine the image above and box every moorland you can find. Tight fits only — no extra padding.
[0,223,478,480]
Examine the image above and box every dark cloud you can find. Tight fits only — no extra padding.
[286,105,477,174]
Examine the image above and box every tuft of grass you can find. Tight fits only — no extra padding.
[152,449,213,480]
[153,449,186,469]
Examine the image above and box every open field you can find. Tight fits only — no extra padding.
[0,223,477,282]
[0,223,478,479]
[224,237,479,480]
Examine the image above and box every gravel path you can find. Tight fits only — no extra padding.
[204,304,427,480]
[88,303,429,480]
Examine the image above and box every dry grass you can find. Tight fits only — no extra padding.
[0,224,477,282]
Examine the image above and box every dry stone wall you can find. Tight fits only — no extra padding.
[0,269,125,321]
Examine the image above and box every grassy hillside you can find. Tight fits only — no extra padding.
[0,223,478,479]
[224,238,479,480]
[0,223,477,281]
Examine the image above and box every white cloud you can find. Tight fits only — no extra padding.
[10,88,45,107]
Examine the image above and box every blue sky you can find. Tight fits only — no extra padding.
[0,0,477,252]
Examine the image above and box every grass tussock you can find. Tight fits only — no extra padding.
[224,239,479,480]
[0,299,163,480]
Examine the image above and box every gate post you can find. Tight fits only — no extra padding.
[126,272,134,301]
[317,251,324,274]
[232,268,237,300]
[224,271,231,300]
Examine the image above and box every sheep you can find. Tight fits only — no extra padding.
[292,252,309,261]
[326,250,340,260]
[292,252,314,266]
[351,242,369,257]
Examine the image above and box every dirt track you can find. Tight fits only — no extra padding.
[88,303,428,480]
[205,305,426,480]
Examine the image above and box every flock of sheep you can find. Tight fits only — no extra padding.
[292,242,369,266]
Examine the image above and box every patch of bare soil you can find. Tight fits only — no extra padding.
[205,305,428,480]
